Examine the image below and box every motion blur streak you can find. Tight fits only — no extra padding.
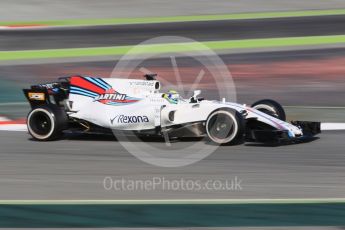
[1,49,344,108]
[2,15,345,50]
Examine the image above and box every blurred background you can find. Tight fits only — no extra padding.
[1,0,345,121]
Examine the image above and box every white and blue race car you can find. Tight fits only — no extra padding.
[23,74,320,144]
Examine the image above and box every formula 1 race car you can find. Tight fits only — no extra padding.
[23,74,320,144]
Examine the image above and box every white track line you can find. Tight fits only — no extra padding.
[321,123,345,130]
[0,198,345,205]
[0,116,11,122]
[0,124,27,131]
[0,26,49,30]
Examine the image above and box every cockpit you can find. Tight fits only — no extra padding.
[162,89,203,104]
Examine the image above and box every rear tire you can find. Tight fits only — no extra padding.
[251,99,286,121]
[206,109,245,145]
[27,105,68,141]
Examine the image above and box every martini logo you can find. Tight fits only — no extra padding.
[111,115,149,124]
[94,92,126,101]
[95,88,140,106]
[94,88,127,104]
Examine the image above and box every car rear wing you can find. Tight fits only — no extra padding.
[23,78,70,108]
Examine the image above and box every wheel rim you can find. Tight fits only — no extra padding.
[27,108,55,140]
[29,112,52,135]
[206,111,238,144]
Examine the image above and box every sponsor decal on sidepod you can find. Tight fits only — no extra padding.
[110,115,149,124]
[70,76,141,106]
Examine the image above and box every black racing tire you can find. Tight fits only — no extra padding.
[206,109,245,145]
[27,105,68,141]
[251,99,286,121]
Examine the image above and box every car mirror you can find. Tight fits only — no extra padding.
[193,90,201,98]
[190,90,201,103]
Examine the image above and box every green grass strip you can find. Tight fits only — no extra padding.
[1,202,345,227]
[1,9,345,27]
[1,35,345,61]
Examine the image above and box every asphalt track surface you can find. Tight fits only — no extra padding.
[2,15,345,50]
[0,7,344,205]
[0,130,344,199]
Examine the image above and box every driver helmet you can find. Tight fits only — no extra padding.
[163,90,179,104]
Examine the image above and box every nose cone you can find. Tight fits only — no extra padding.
[287,123,303,137]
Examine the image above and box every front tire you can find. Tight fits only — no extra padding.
[27,105,67,141]
[251,99,286,121]
[206,109,245,145]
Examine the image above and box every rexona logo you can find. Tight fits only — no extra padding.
[111,115,149,124]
